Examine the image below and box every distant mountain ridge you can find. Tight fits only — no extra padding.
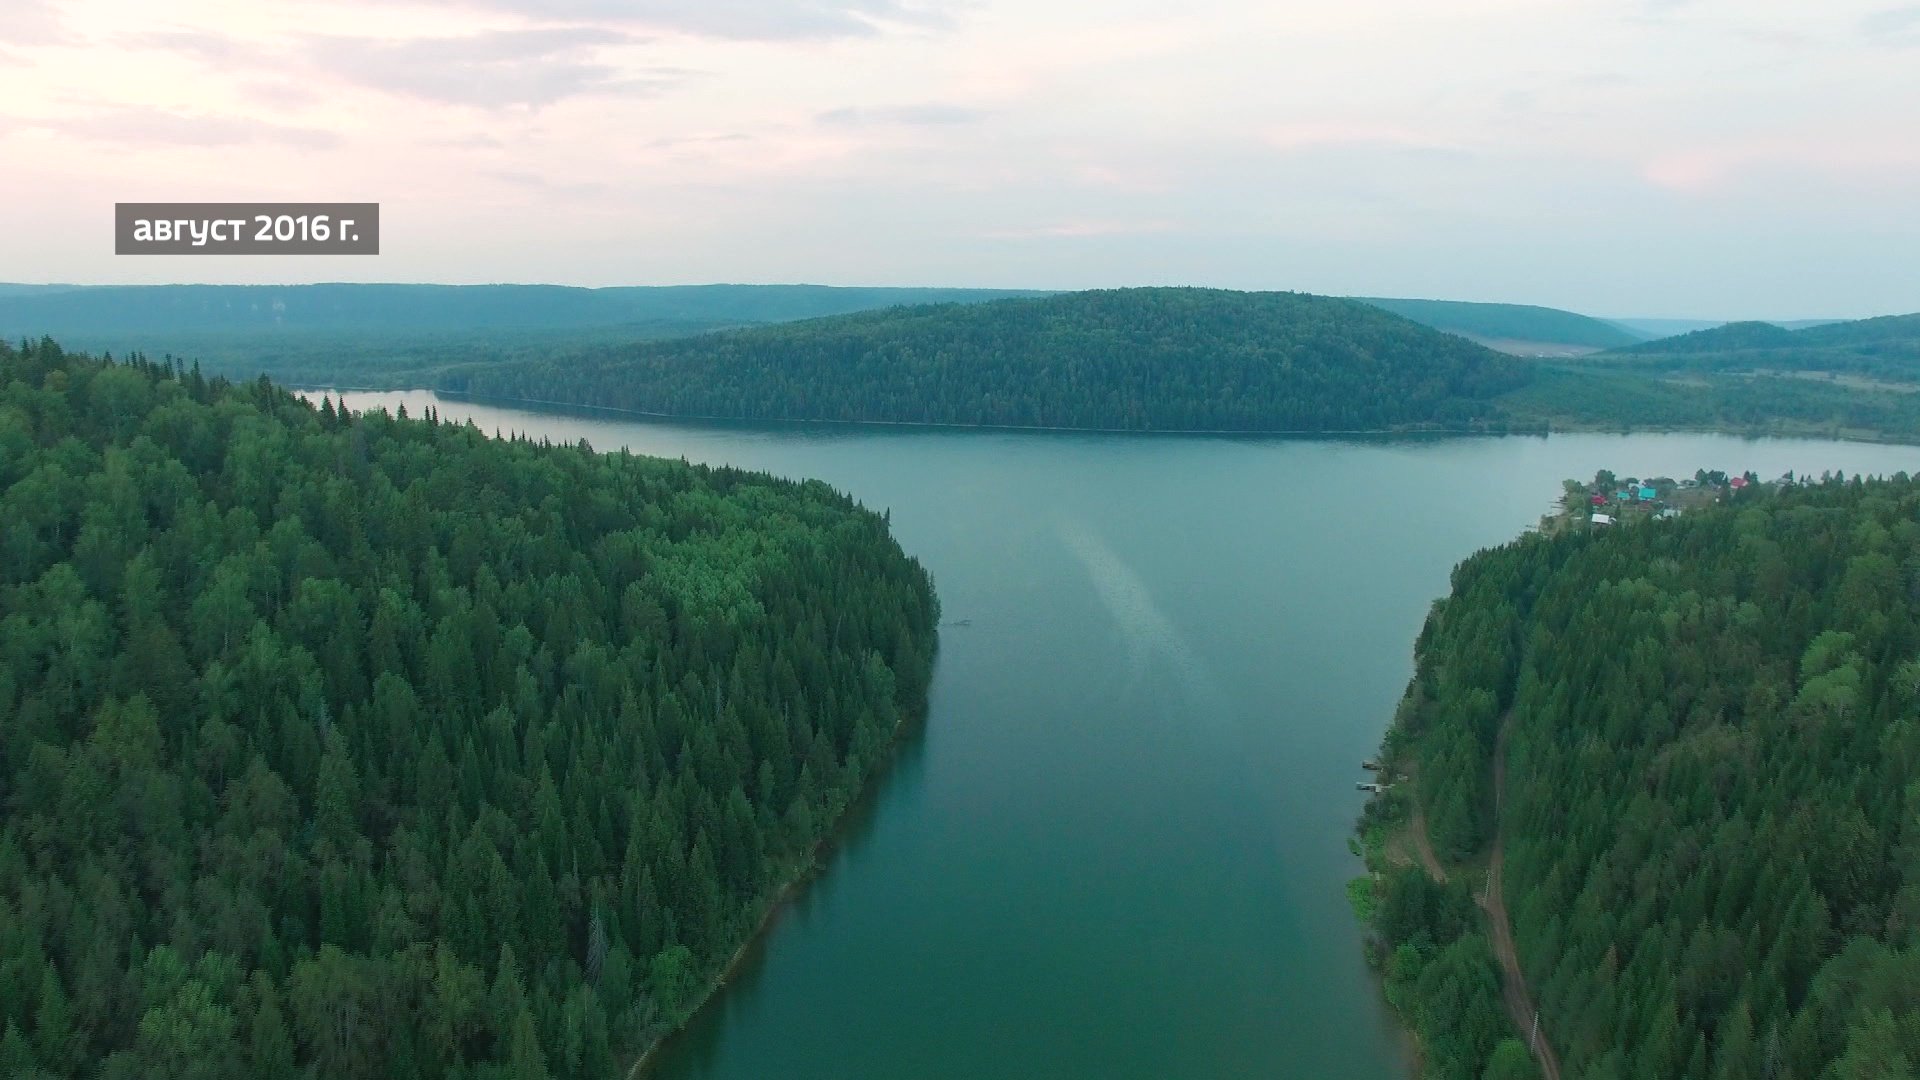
[0,283,1654,359]
[0,282,1048,337]
[1612,320,1800,355]
[1605,316,1848,340]
[446,287,1533,432]
[1354,297,1642,352]
[1607,311,1920,371]
[0,283,1053,389]
[1501,307,1920,443]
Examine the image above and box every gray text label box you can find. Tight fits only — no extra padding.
[115,203,380,255]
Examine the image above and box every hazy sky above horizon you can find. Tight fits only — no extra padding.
[0,0,1915,318]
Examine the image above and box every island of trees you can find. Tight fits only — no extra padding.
[0,338,939,1078]
[444,288,1534,433]
[1355,468,1920,1079]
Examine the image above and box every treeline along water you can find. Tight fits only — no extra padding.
[0,344,938,1080]
[330,391,1919,1080]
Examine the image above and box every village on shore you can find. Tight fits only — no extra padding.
[1541,467,1805,534]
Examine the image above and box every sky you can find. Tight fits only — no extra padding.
[0,0,1916,318]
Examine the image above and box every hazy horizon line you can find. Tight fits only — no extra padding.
[0,279,1897,324]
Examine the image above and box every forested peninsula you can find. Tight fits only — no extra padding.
[444,288,1533,433]
[0,339,940,1078]
[1355,471,1920,1080]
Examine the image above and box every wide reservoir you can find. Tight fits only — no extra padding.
[327,391,1919,1079]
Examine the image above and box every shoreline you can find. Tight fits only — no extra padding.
[621,697,934,1080]
[300,384,1920,448]
[302,385,1529,439]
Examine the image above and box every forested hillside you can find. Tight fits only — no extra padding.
[1613,320,1800,356]
[1598,312,1920,382]
[1494,308,1920,443]
[0,339,939,1078]
[450,288,1533,432]
[1363,471,1920,1080]
[1617,315,1920,358]
[1355,297,1642,352]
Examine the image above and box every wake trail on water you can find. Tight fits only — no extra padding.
[1055,518,1226,715]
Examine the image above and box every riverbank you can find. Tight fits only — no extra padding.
[296,383,1920,448]
[624,699,936,1079]
[1350,737,1536,1080]
[400,386,1536,439]
[326,389,1920,1080]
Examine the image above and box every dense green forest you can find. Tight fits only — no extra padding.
[1349,793,1533,1080]
[1361,470,1920,1080]
[0,338,939,1078]
[448,288,1534,432]
[1355,298,1643,352]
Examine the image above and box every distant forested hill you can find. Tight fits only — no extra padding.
[1610,313,1920,369]
[0,339,938,1078]
[1613,320,1801,355]
[1355,297,1642,352]
[1605,318,1850,339]
[0,283,1047,388]
[1362,472,1920,1080]
[1496,311,1920,442]
[450,288,1534,432]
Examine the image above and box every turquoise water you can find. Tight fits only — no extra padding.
[327,392,1920,1080]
